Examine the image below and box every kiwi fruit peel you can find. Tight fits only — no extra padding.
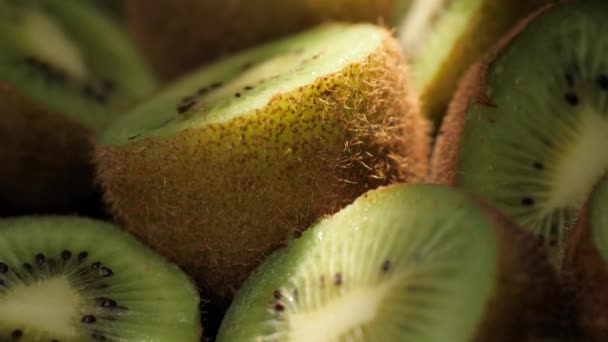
[95,23,430,296]
[398,0,551,125]
[0,216,201,341]
[0,0,157,213]
[126,0,407,80]
[431,0,608,266]
[217,184,557,341]
[563,174,608,340]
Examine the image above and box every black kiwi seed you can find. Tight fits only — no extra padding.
[521,197,535,206]
[23,263,33,272]
[244,86,253,91]
[35,253,46,266]
[234,92,241,98]
[274,303,285,312]
[564,92,579,106]
[0,262,8,273]
[98,297,117,308]
[78,251,89,263]
[177,99,195,114]
[82,315,97,324]
[127,133,142,140]
[334,273,342,286]
[61,250,72,261]
[533,161,545,170]
[381,259,391,273]
[196,87,208,95]
[11,330,22,339]
[273,290,282,300]
[210,82,223,89]
[99,266,113,277]
[597,74,608,90]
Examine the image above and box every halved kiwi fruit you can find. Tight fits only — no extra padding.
[430,0,608,266]
[216,184,558,341]
[0,216,201,341]
[95,23,430,296]
[0,0,157,214]
[398,0,551,125]
[563,174,608,340]
[126,0,406,80]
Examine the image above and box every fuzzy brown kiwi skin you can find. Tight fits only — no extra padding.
[429,3,555,184]
[0,82,100,215]
[95,31,430,297]
[562,182,608,340]
[470,197,561,341]
[126,0,400,81]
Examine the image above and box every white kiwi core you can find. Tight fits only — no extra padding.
[548,105,608,211]
[0,276,82,338]
[288,282,392,341]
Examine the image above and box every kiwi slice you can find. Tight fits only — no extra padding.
[563,174,608,340]
[398,0,550,125]
[216,184,558,341]
[0,216,201,341]
[95,23,430,296]
[126,0,405,80]
[430,0,608,266]
[0,0,157,214]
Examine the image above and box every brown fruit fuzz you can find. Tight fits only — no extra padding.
[0,83,95,214]
[95,27,430,296]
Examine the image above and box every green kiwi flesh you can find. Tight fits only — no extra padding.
[96,23,430,295]
[0,216,201,341]
[0,0,156,129]
[431,0,608,266]
[217,184,557,341]
[398,0,550,125]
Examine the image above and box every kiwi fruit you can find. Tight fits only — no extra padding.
[0,216,201,341]
[430,0,608,266]
[398,0,551,126]
[95,23,430,296]
[216,184,558,341]
[0,0,157,214]
[126,0,406,80]
[563,174,608,340]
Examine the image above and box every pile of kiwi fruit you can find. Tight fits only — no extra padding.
[1,0,607,340]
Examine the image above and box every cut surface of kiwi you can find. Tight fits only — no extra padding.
[398,0,550,125]
[217,184,557,341]
[96,23,430,296]
[0,216,201,342]
[0,0,156,129]
[0,0,157,214]
[431,0,608,266]
[126,0,406,80]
